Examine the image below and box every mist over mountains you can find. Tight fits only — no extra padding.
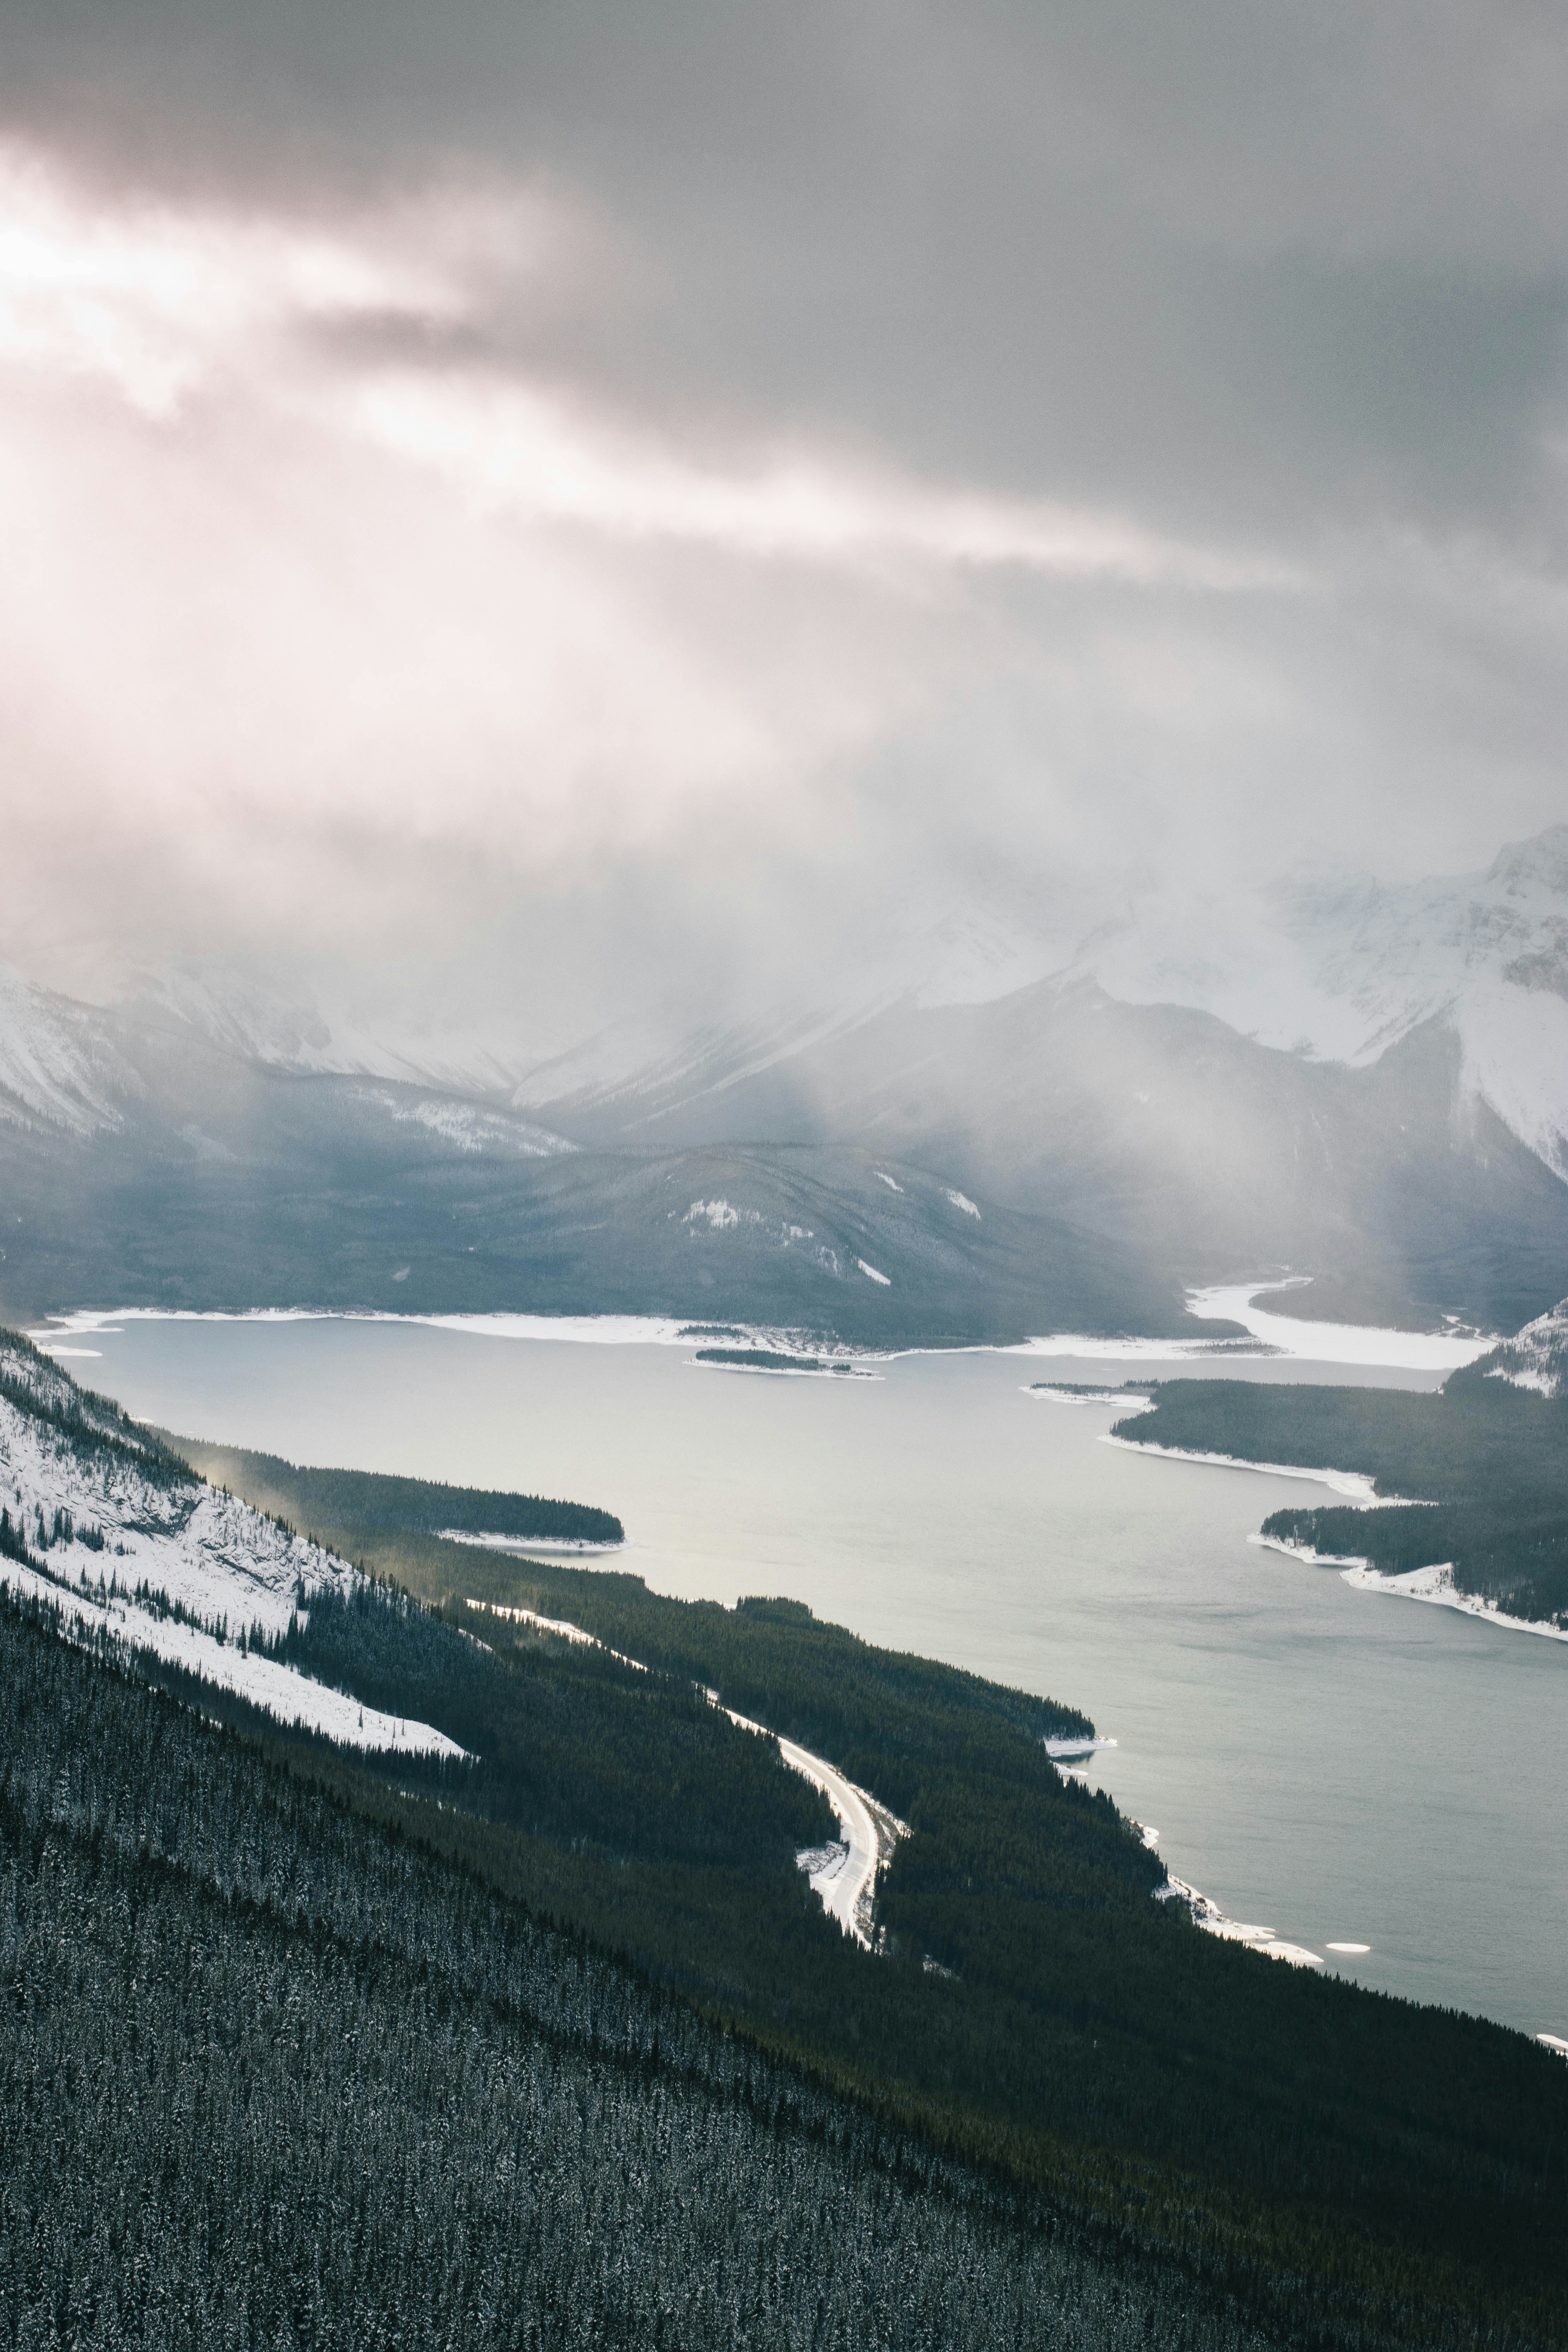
[3,2,1567,1358]
[4,827,1567,1343]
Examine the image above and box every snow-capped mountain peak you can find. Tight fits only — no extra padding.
[1065,826,1568,1181]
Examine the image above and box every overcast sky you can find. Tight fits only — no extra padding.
[2,1,1566,1055]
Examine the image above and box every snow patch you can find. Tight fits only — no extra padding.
[685,1198,740,1230]
[761,1723,904,1945]
[1104,1433,1424,1503]
[438,1529,626,1555]
[944,1189,981,1219]
[0,1559,464,1756]
[1045,1732,1117,1783]
[1011,1332,1257,1361]
[1186,1279,1497,1370]
[1339,1556,1568,1644]
[0,1338,462,1757]
[1155,1872,1322,1968]
[1028,1385,1153,1409]
[359,1088,576,1157]
[471,1600,639,1660]
[1007,1278,1497,1369]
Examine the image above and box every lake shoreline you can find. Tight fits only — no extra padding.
[1099,1430,1422,1504]
[30,1280,1491,1377]
[1252,1534,1568,1646]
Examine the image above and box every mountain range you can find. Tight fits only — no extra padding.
[4,826,1568,1342]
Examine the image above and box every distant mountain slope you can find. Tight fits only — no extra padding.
[0,964,134,1136]
[4,825,1568,1339]
[1085,824,1568,1180]
[518,978,1568,1334]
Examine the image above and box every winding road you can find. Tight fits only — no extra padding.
[720,1706,906,1946]
[470,1597,906,1947]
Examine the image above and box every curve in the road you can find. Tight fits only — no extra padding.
[723,1708,904,1946]
[468,1598,905,1947]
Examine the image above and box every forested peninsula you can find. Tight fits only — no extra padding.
[1108,1367,1568,1630]
[172,1438,624,1545]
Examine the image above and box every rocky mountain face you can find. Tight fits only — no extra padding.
[3,827,1568,1342]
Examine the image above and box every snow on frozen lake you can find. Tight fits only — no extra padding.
[1011,1278,1498,1372]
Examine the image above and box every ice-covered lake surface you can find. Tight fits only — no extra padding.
[48,1312,1568,2044]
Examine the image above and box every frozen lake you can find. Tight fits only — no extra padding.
[44,1310,1568,2044]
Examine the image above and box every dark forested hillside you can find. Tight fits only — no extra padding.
[256,1576,837,1867]
[1109,1375,1568,1628]
[0,1594,1264,2352]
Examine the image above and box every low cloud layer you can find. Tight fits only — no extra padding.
[1,5,1565,1061]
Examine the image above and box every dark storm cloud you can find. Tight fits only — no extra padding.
[0,0,1565,1053]
[7,0,1565,527]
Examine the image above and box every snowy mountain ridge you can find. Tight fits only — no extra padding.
[0,965,134,1137]
[156,823,1568,1185]
[0,1330,460,1756]
[1072,826,1568,1180]
[138,965,531,1100]
[7,826,1568,1186]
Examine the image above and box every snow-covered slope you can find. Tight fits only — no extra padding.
[503,826,1568,1195]
[354,1087,575,1158]
[0,965,576,1159]
[1478,1294,1568,1399]
[137,965,530,1098]
[1080,827,1568,1180]
[0,965,132,1136]
[0,1333,460,1755]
